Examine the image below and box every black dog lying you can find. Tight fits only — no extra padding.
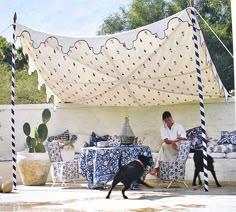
[106,155,153,199]
[192,150,221,187]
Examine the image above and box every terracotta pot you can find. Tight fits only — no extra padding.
[17,152,50,186]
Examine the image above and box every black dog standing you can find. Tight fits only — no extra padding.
[106,155,153,199]
[192,150,221,187]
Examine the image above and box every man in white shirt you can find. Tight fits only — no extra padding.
[150,111,187,175]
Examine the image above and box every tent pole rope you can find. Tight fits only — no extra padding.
[0,24,12,36]
[11,12,17,189]
[190,8,209,192]
[195,10,233,58]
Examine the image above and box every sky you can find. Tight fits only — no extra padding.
[0,0,131,43]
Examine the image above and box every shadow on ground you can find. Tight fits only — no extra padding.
[0,180,236,211]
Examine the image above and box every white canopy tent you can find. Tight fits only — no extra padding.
[15,7,228,107]
[11,7,230,191]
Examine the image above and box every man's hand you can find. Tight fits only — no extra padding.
[171,141,178,150]
[177,136,187,141]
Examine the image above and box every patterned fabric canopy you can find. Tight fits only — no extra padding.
[16,7,228,107]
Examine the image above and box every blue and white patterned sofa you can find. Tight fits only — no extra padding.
[186,128,236,159]
[185,129,236,182]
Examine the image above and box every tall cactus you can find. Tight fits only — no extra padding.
[23,109,51,153]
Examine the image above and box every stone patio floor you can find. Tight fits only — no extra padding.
[0,180,236,211]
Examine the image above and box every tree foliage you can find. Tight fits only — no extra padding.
[0,36,47,104]
[98,0,234,91]
[97,8,129,35]
[0,36,12,65]
[128,0,168,29]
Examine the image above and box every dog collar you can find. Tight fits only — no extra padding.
[135,159,145,168]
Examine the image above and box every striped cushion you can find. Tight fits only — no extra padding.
[48,130,70,142]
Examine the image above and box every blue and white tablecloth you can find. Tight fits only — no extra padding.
[79,145,153,189]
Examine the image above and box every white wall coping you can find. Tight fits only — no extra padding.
[0,96,234,110]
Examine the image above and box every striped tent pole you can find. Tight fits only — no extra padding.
[189,7,208,192]
[11,12,17,189]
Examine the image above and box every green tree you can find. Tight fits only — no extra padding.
[128,0,168,29]
[0,36,47,104]
[0,36,12,65]
[98,0,169,34]
[16,47,29,71]
[194,0,233,91]
[98,8,129,35]
[0,64,47,104]
[98,0,234,91]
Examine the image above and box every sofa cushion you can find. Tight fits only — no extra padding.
[48,130,70,142]
[52,139,74,150]
[225,152,236,159]
[212,144,234,154]
[207,137,219,153]
[89,132,110,147]
[218,130,236,145]
[186,126,206,151]
[208,152,226,158]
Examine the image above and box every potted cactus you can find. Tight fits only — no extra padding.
[23,108,51,153]
[17,109,51,186]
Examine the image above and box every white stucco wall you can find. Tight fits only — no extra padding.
[0,97,235,160]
